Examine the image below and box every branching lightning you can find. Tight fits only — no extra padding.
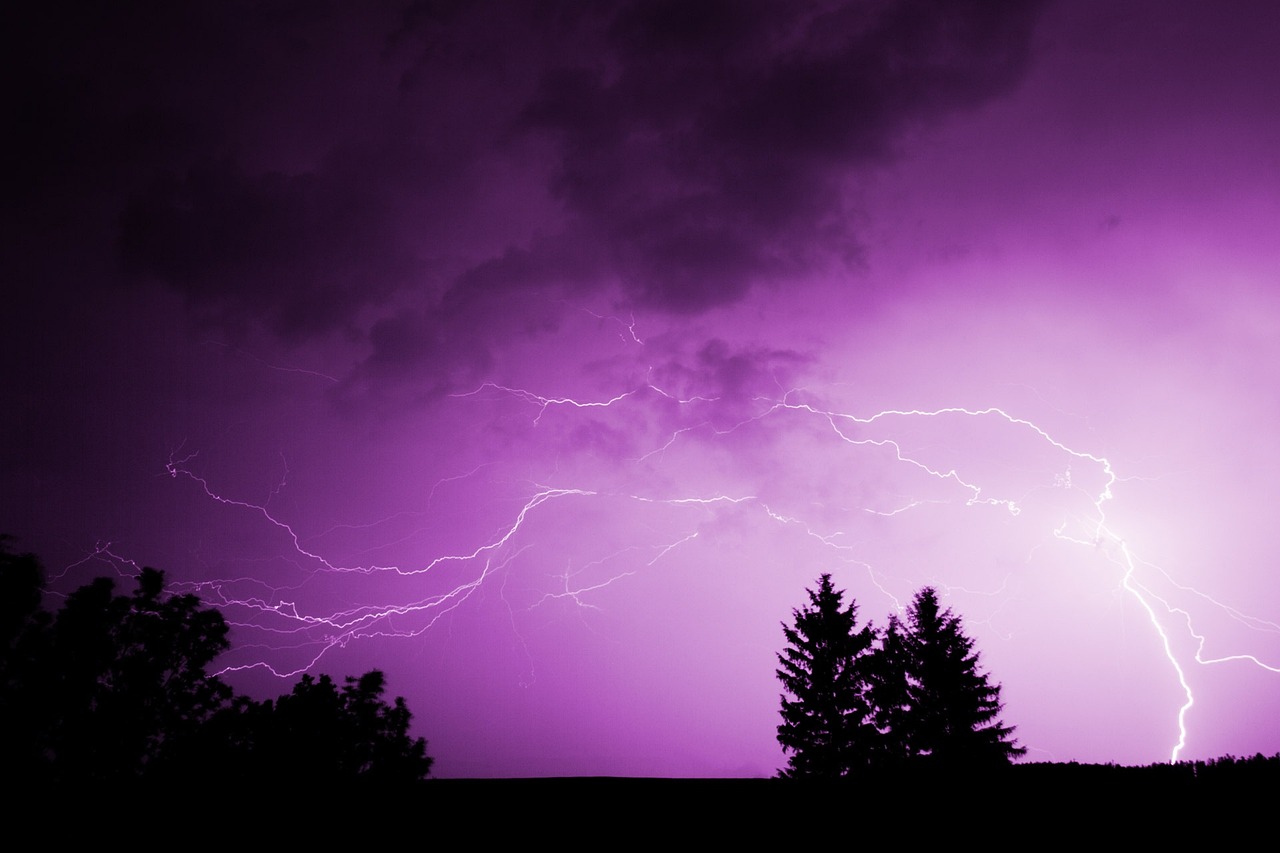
[114,372,1278,764]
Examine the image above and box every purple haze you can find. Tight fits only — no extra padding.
[5,1,1279,777]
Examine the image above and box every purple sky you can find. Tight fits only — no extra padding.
[6,0,1280,777]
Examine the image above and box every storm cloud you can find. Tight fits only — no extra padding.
[13,1,1046,383]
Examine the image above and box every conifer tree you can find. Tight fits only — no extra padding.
[892,586,1025,766]
[867,613,914,765]
[776,573,877,778]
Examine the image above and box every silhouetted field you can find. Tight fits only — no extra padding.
[16,758,1269,842]
[402,760,1274,842]
[424,753,1279,797]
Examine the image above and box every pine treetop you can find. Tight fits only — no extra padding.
[777,578,1025,777]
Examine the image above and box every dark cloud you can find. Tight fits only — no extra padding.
[644,338,813,413]
[337,231,600,403]
[445,232,607,309]
[119,159,415,340]
[520,0,1048,312]
[356,307,493,399]
[345,0,1046,389]
[7,1,393,202]
[9,1,1046,390]
[8,2,432,337]
[694,338,812,400]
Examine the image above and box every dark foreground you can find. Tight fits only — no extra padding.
[425,765,1261,840]
[22,759,1274,841]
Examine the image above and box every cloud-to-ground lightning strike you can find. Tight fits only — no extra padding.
[139,376,1280,764]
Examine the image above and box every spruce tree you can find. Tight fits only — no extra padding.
[893,586,1025,767]
[867,613,914,765]
[776,573,877,778]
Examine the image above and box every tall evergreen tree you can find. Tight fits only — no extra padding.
[867,613,914,765]
[776,573,877,778]
[893,586,1025,767]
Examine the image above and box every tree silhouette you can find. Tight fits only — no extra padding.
[2,562,232,781]
[867,613,914,766]
[889,586,1025,767]
[0,536,44,652]
[209,670,433,784]
[0,539,55,774]
[776,573,878,778]
[776,577,1025,776]
[0,539,433,784]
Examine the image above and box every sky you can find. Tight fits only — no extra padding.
[5,0,1280,778]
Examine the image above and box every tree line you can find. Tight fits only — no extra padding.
[777,574,1024,778]
[0,539,432,785]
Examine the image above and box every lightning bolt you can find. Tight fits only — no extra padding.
[107,373,1277,764]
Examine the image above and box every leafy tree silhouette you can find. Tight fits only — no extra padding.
[209,670,433,784]
[0,536,44,650]
[0,539,433,784]
[8,564,232,782]
[0,539,56,774]
[776,573,878,778]
[886,586,1025,767]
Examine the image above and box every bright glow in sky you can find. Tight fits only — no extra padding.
[5,0,1279,777]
